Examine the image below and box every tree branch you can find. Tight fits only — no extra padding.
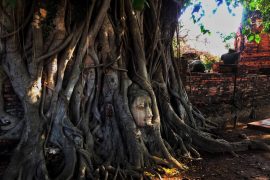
[29,2,45,78]
[37,33,73,63]
[0,2,12,22]
[0,2,34,39]
[44,0,67,90]
[45,25,83,118]
[88,0,111,43]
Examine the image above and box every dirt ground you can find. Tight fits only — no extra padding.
[180,106,270,180]
[182,151,270,180]
[181,129,270,180]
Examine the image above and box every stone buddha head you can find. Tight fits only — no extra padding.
[128,83,153,127]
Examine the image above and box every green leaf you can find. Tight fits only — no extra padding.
[242,28,251,35]
[255,34,261,43]
[192,15,197,23]
[247,18,252,25]
[192,2,202,14]
[248,34,255,42]
[132,0,145,11]
[249,1,257,11]
[200,24,211,35]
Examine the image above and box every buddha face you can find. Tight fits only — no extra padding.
[130,95,153,127]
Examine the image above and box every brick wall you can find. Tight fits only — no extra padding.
[236,32,270,72]
[186,73,270,115]
[2,80,24,119]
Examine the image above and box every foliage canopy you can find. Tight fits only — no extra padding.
[184,0,270,43]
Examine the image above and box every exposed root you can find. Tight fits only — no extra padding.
[1,1,269,179]
[113,92,144,168]
[55,145,76,180]
[158,88,270,158]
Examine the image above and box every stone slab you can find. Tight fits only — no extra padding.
[247,118,270,133]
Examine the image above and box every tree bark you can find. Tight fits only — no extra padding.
[0,0,269,179]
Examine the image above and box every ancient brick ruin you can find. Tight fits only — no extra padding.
[186,10,270,116]
[186,73,270,116]
[236,31,270,74]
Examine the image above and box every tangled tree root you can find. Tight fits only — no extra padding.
[0,0,269,179]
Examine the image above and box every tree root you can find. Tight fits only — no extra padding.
[55,145,76,180]
[1,1,270,179]
[162,98,270,155]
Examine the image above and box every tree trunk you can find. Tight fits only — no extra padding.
[0,0,269,179]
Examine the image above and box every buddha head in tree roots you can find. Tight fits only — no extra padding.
[128,83,153,127]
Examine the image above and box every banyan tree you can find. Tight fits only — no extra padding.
[0,0,269,179]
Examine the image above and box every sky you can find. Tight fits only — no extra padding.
[179,1,243,56]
